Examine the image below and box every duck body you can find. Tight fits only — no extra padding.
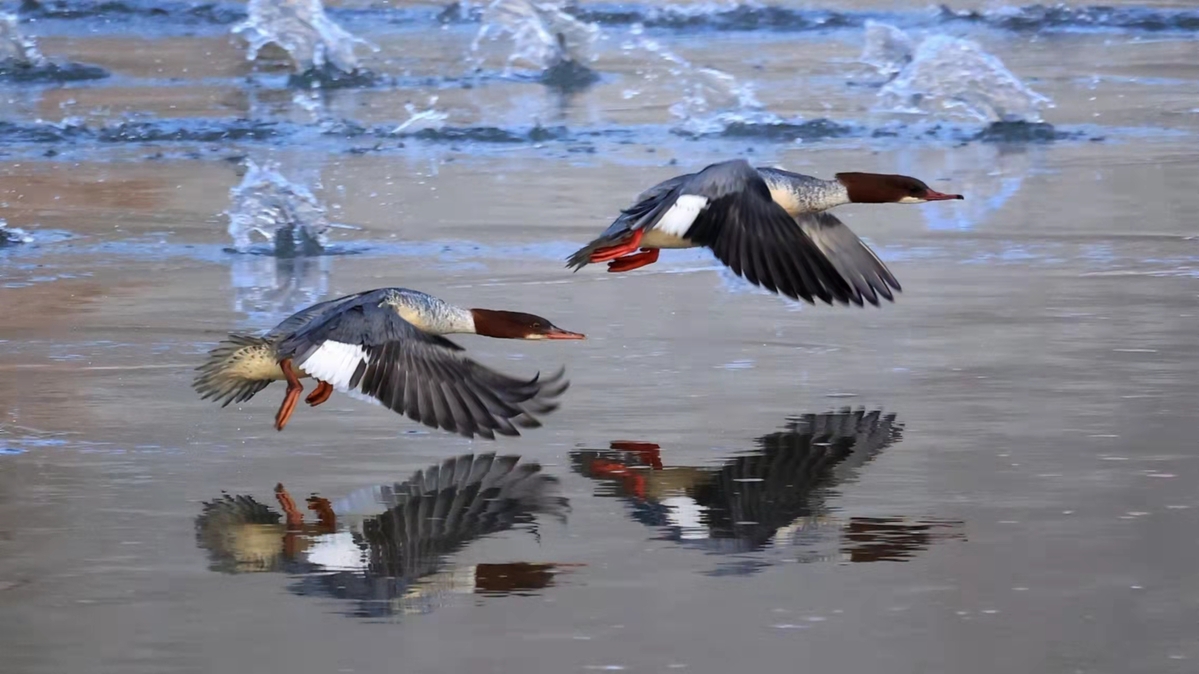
[567,158,962,307]
[194,287,584,438]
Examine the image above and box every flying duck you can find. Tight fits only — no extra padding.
[193,287,584,437]
[567,158,963,306]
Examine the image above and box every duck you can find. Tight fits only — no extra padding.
[566,158,963,307]
[194,453,578,616]
[193,287,585,437]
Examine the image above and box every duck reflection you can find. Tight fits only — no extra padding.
[571,408,963,570]
[195,453,576,617]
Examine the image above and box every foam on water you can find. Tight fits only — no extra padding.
[0,217,33,246]
[0,12,42,65]
[232,0,376,82]
[621,26,782,136]
[470,0,600,89]
[864,23,1050,123]
[859,19,914,80]
[392,96,450,135]
[225,159,331,256]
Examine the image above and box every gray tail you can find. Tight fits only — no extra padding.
[192,333,273,408]
[566,231,635,271]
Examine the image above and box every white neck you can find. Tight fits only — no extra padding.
[385,290,477,335]
[759,169,851,215]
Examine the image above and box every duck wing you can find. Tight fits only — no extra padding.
[795,211,901,306]
[674,159,856,305]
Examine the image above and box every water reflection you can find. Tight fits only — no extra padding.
[195,453,574,618]
[571,409,963,572]
[893,143,1040,232]
[229,252,331,327]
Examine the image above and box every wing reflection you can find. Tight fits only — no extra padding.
[195,453,575,617]
[571,408,963,570]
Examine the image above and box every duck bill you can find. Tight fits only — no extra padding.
[925,190,964,201]
[542,327,586,340]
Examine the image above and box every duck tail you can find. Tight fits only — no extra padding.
[192,333,277,408]
[566,227,639,272]
[565,236,608,271]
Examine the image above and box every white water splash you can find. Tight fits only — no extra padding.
[470,0,599,77]
[859,20,913,80]
[232,0,375,75]
[226,159,331,255]
[622,26,780,135]
[863,24,1050,123]
[0,12,44,66]
[0,218,33,246]
[392,96,449,134]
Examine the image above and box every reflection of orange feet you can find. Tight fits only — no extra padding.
[589,459,648,499]
[607,249,660,273]
[275,483,304,528]
[609,440,664,469]
[305,380,333,407]
[307,495,336,531]
[589,230,644,263]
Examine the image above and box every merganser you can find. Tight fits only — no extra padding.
[193,288,585,437]
[195,453,577,614]
[566,159,963,306]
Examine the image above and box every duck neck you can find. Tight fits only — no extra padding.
[385,290,477,335]
[759,169,851,215]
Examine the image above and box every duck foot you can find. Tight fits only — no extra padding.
[306,380,333,407]
[589,229,644,263]
[274,358,303,431]
[607,249,660,273]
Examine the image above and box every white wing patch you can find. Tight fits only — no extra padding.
[654,194,709,238]
[299,340,368,390]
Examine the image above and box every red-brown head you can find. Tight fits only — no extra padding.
[835,172,964,204]
[470,309,586,340]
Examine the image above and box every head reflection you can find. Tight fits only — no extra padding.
[195,453,574,618]
[571,408,963,570]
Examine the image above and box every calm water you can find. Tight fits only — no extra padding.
[1,1,1198,673]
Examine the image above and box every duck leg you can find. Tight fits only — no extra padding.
[274,358,303,431]
[588,229,644,263]
[305,380,333,407]
[607,248,660,273]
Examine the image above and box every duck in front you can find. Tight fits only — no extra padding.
[193,287,585,438]
[567,158,963,307]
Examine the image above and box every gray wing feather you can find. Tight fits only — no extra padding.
[265,290,371,340]
[797,212,901,306]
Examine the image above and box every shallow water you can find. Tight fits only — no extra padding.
[1,1,1198,673]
